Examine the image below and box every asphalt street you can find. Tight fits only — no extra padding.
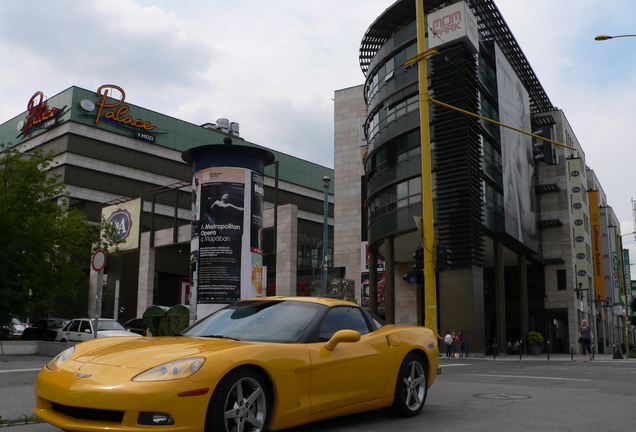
[2,353,634,431]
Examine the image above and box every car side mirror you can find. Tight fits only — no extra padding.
[85,329,92,333]
[324,329,361,351]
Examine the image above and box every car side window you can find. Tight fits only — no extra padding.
[80,321,91,332]
[68,320,80,332]
[318,307,370,341]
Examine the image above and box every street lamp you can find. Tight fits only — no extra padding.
[595,34,636,41]
[322,176,330,295]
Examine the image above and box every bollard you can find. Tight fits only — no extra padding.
[519,338,523,360]
[547,339,551,360]
[493,338,497,359]
[592,343,595,360]
[570,342,574,360]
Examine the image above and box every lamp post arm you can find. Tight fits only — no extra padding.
[595,34,636,41]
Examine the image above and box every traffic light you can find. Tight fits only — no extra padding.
[403,247,424,283]
[402,269,421,283]
[414,247,423,270]
[533,126,558,165]
[436,244,452,272]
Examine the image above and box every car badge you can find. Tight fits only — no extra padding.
[76,372,92,379]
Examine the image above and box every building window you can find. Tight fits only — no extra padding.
[557,269,567,291]
[297,233,331,271]
[366,129,420,178]
[368,177,422,223]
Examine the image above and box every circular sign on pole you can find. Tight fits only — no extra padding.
[92,249,107,272]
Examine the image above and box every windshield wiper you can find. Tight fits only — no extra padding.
[202,334,239,340]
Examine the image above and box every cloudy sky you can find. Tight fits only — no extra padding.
[1,0,636,262]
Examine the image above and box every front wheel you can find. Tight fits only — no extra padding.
[206,367,271,432]
[385,353,428,417]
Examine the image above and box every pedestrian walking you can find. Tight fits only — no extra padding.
[444,330,453,358]
[457,331,466,357]
[578,319,594,362]
[451,331,458,357]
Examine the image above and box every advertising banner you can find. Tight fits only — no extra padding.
[101,197,141,252]
[568,158,589,291]
[192,167,263,304]
[496,43,537,252]
[624,249,633,319]
[599,207,613,302]
[588,190,605,301]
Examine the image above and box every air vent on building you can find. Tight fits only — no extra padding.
[216,118,230,133]
[200,119,240,137]
[537,219,563,228]
[535,183,560,193]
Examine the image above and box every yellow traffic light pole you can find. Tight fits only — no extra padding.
[412,0,438,336]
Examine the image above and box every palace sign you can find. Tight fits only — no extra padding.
[17,91,66,138]
[80,84,157,143]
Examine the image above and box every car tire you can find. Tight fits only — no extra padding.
[206,367,271,432]
[385,352,428,417]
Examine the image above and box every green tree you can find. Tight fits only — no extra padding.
[0,146,97,334]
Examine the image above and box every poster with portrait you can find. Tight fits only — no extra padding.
[496,43,538,252]
[197,168,246,303]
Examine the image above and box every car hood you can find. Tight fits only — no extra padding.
[73,336,248,369]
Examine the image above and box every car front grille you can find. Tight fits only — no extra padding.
[52,402,124,423]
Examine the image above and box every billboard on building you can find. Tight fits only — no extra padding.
[428,1,479,55]
[588,190,605,301]
[599,207,613,302]
[495,44,538,251]
[101,198,141,252]
[568,158,589,292]
[624,249,633,319]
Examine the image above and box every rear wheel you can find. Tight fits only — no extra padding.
[206,367,271,432]
[386,353,428,417]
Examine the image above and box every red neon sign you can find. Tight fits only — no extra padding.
[20,91,61,137]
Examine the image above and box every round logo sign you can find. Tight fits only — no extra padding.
[106,209,132,245]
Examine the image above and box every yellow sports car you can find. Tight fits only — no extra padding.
[34,296,438,431]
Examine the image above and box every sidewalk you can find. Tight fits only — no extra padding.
[438,352,627,361]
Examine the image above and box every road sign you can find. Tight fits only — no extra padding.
[91,249,107,272]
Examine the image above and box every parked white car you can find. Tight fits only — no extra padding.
[10,317,26,339]
[57,318,141,342]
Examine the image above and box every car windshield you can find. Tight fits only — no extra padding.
[182,300,325,343]
[96,320,126,331]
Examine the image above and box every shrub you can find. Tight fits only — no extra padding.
[526,331,544,346]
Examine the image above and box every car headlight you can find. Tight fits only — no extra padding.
[133,357,206,382]
[46,346,75,371]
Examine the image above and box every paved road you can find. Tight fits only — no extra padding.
[2,354,634,431]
